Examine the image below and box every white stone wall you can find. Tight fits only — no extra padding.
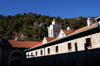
[26,32,100,58]
[47,21,61,37]
[58,30,66,38]
[42,37,47,44]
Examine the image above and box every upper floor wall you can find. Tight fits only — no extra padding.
[26,32,100,58]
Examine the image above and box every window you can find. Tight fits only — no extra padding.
[86,38,91,47]
[75,42,78,52]
[84,60,89,66]
[27,53,29,58]
[48,48,50,54]
[38,61,40,66]
[59,61,62,66]
[31,53,33,57]
[72,60,76,66]
[68,43,72,50]
[95,60,100,66]
[53,61,56,66]
[41,50,43,55]
[55,46,58,53]
[36,51,37,56]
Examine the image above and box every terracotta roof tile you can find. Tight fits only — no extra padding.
[45,37,56,42]
[68,23,98,36]
[0,39,42,48]
[61,29,74,35]
[30,43,42,48]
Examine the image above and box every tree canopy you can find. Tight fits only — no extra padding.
[0,13,97,41]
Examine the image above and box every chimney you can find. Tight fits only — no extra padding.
[87,18,92,26]
[67,27,71,30]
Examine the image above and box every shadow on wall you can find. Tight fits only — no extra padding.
[26,48,100,66]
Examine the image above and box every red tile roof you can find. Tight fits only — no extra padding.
[44,23,98,43]
[68,23,98,36]
[0,39,42,48]
[44,37,56,42]
[61,29,74,35]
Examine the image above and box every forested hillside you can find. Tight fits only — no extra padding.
[0,12,96,41]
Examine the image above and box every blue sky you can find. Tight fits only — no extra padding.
[0,0,100,18]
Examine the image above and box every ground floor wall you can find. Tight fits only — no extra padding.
[28,48,100,66]
[1,48,26,66]
[0,48,2,66]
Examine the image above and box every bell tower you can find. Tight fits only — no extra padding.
[47,19,61,37]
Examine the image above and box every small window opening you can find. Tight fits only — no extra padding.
[27,53,29,58]
[75,42,78,52]
[86,38,91,47]
[36,51,37,56]
[72,60,76,66]
[56,46,58,53]
[59,61,62,66]
[68,43,72,50]
[84,60,89,66]
[31,53,33,57]
[53,61,56,66]
[38,61,40,66]
[48,48,50,54]
[41,50,42,55]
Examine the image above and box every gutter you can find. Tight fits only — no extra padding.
[24,18,99,52]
